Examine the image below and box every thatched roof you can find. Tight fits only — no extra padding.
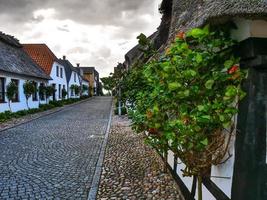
[0,32,50,80]
[58,57,79,83]
[157,0,267,47]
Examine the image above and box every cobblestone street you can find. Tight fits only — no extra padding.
[97,116,184,200]
[0,97,112,199]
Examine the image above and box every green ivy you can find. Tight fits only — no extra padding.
[127,25,247,176]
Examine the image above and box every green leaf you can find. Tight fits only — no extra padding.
[197,105,205,111]
[223,121,231,129]
[168,82,181,91]
[187,27,209,39]
[200,138,208,146]
[219,115,225,122]
[153,105,159,113]
[196,53,203,64]
[224,60,234,69]
[205,80,215,89]
[225,86,237,97]
[184,90,190,97]
[184,70,197,78]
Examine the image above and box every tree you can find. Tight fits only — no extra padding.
[101,76,115,95]
[6,81,18,111]
[23,81,35,109]
[45,85,56,103]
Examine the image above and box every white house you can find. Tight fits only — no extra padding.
[58,56,81,99]
[0,32,50,113]
[23,44,68,102]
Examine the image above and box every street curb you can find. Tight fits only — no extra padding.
[0,97,95,133]
[87,98,113,200]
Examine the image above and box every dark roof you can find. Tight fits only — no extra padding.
[80,66,99,77]
[23,44,58,75]
[161,0,267,43]
[58,58,79,83]
[80,67,95,73]
[0,32,50,80]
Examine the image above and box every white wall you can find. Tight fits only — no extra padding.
[68,71,81,98]
[0,72,48,113]
[48,62,68,101]
[231,19,267,41]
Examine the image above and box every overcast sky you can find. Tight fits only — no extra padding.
[0,0,162,78]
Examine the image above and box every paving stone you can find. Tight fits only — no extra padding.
[0,97,112,199]
[97,116,184,200]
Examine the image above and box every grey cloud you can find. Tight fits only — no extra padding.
[0,0,156,25]
[57,26,70,32]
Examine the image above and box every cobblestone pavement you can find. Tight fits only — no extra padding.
[97,116,184,200]
[0,97,112,200]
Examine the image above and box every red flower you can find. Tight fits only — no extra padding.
[228,65,239,74]
[148,128,158,135]
[176,31,185,40]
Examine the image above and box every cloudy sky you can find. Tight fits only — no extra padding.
[0,0,162,78]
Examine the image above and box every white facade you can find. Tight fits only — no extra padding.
[48,62,68,101]
[68,71,80,98]
[0,72,48,113]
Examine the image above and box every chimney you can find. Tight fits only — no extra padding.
[77,63,80,68]
[63,55,66,60]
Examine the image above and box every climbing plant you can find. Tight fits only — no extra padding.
[124,25,247,199]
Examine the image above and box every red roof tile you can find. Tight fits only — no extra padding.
[23,44,58,75]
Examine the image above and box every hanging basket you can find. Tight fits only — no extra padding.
[176,128,233,177]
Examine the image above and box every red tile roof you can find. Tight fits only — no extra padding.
[23,44,58,75]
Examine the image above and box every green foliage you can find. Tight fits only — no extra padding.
[23,81,36,109]
[62,88,68,99]
[137,33,156,59]
[45,85,56,99]
[23,81,35,99]
[82,85,88,92]
[70,84,80,96]
[124,25,247,176]
[101,76,115,93]
[6,81,18,102]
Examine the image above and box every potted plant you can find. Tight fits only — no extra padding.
[6,81,18,111]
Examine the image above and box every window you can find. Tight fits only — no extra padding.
[62,85,66,99]
[52,84,56,101]
[71,87,74,96]
[39,83,45,101]
[11,79,19,102]
[56,66,59,77]
[32,82,38,101]
[58,84,61,99]
[74,73,76,82]
[60,68,63,78]
[0,77,5,103]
